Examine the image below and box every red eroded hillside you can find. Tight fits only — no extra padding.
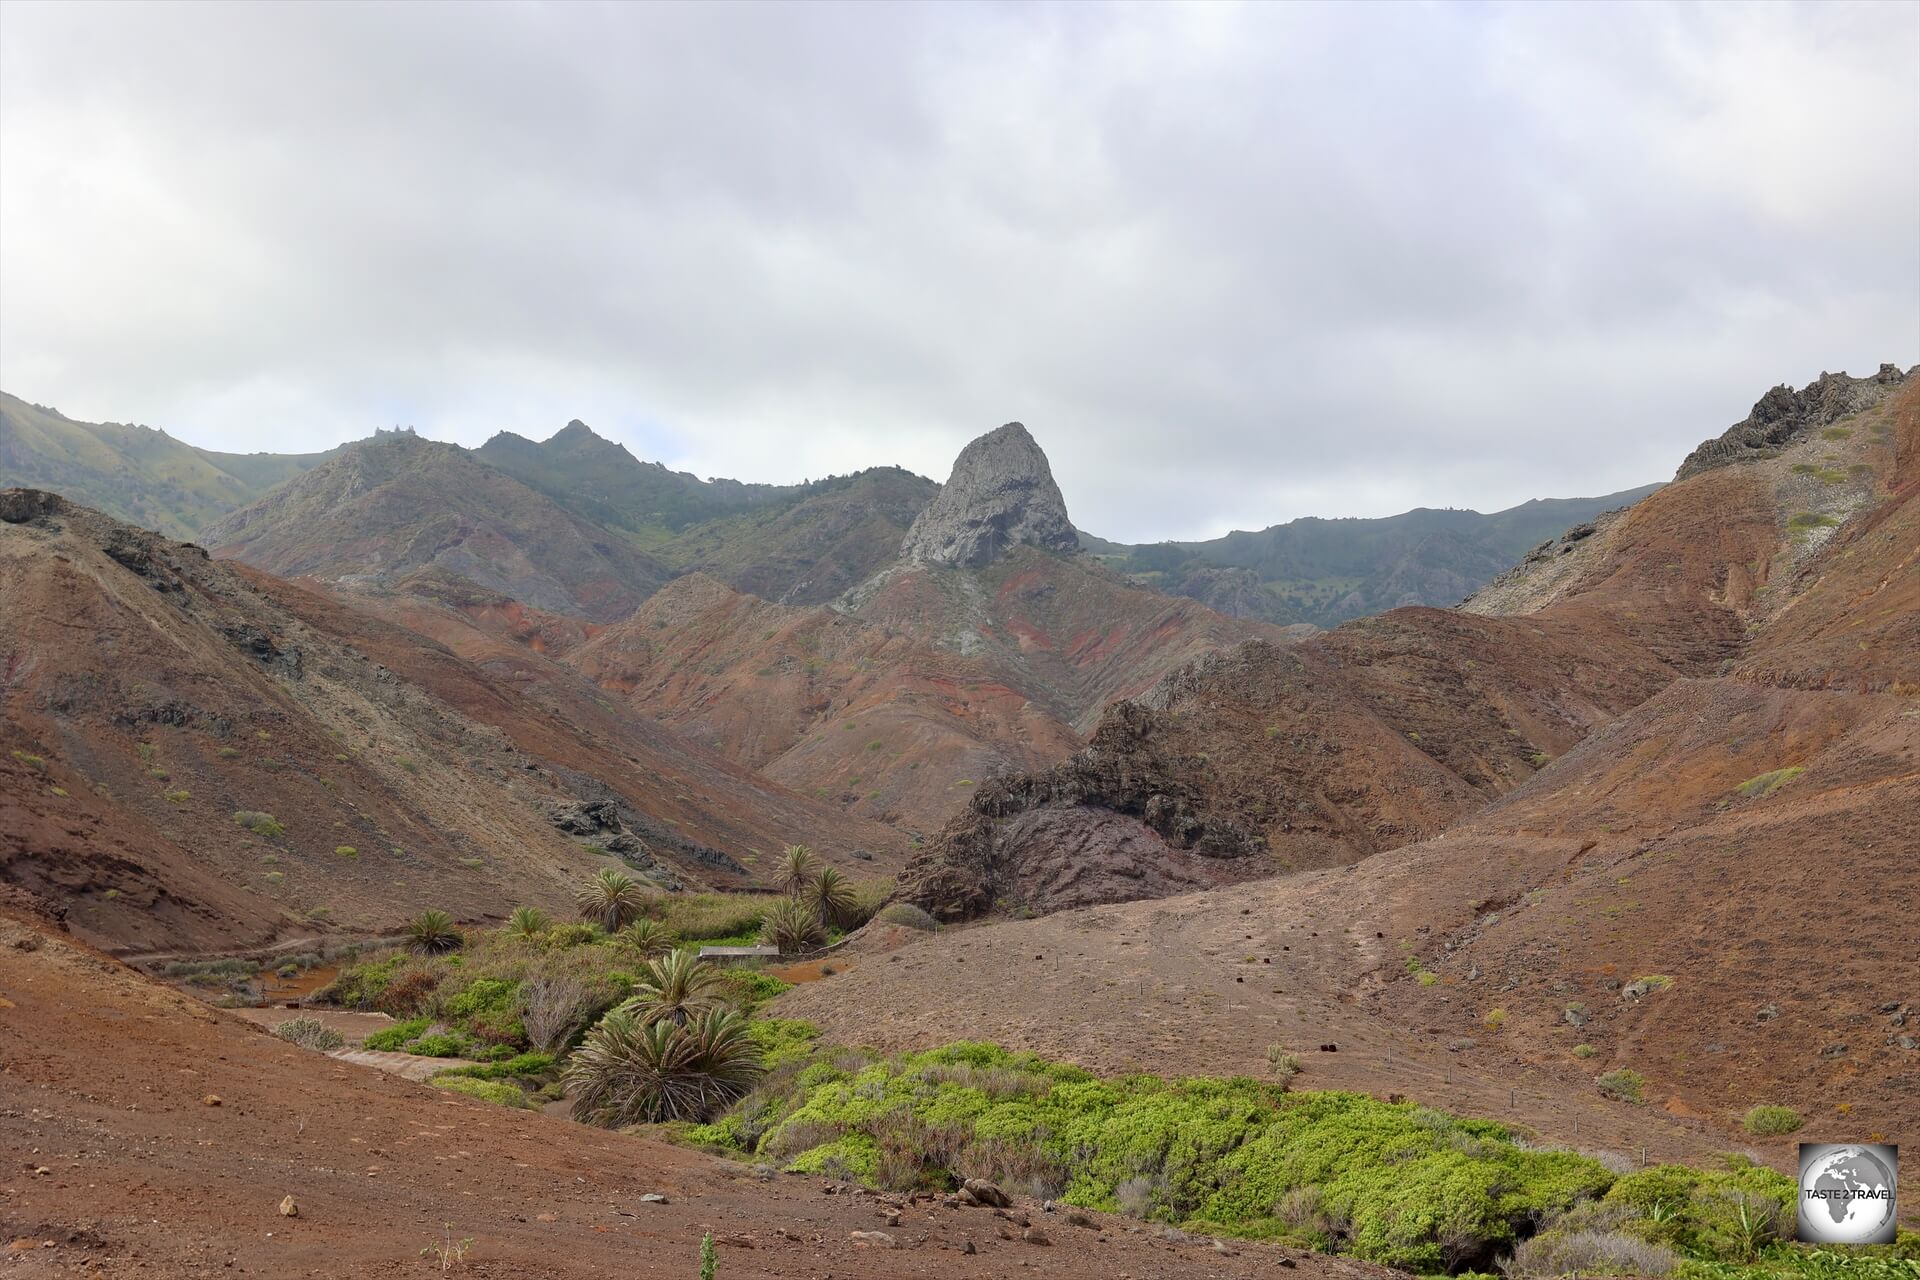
[0,490,905,955]
[569,548,1287,831]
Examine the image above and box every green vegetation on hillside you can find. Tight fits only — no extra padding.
[0,391,331,537]
[1085,486,1662,628]
[300,903,1916,1275]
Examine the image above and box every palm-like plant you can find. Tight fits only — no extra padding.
[566,1006,763,1126]
[619,918,678,959]
[759,896,826,955]
[625,948,727,1026]
[809,865,860,929]
[507,906,550,938]
[776,844,817,895]
[575,868,649,932]
[405,908,463,955]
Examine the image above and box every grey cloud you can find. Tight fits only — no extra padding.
[1,0,1913,542]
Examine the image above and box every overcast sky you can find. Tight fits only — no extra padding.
[2,2,1915,541]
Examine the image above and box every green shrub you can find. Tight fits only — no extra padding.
[406,1032,473,1058]
[436,1052,556,1081]
[430,1076,531,1108]
[874,902,938,931]
[717,968,792,1009]
[363,1016,431,1051]
[1602,1162,1793,1259]
[1742,1104,1803,1136]
[231,809,286,840]
[11,750,47,772]
[162,788,191,804]
[1573,1044,1596,1060]
[334,845,358,859]
[1596,1069,1646,1103]
[273,1016,346,1051]
[1266,1046,1301,1087]
[726,1040,1613,1270]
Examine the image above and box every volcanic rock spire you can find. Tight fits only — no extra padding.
[900,422,1079,569]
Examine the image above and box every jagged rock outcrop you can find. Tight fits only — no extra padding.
[900,423,1079,568]
[1674,364,1910,480]
[899,699,1267,920]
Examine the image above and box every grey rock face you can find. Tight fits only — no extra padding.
[1674,364,1912,481]
[900,423,1078,568]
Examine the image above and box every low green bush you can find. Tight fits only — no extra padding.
[406,1032,473,1058]
[1597,1069,1646,1103]
[1742,1104,1803,1136]
[436,1052,556,1081]
[362,1016,430,1052]
[272,1016,345,1051]
[698,1040,1612,1271]
[874,902,939,932]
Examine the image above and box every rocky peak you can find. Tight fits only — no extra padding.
[1674,363,1913,480]
[900,422,1078,569]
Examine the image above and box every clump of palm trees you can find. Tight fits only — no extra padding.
[564,919,758,1125]
[759,845,867,956]
[566,1005,761,1126]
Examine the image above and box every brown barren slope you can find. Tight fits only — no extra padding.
[1,490,903,954]
[573,548,1285,832]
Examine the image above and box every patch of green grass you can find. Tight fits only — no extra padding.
[457,857,484,869]
[217,746,241,759]
[430,1076,532,1108]
[1734,767,1803,799]
[10,750,46,772]
[335,845,359,859]
[162,788,191,804]
[396,756,420,774]
[1572,1044,1596,1060]
[1820,426,1853,440]
[1786,512,1839,531]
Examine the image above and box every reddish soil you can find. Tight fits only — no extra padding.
[569,550,1284,832]
[0,493,905,956]
[788,382,1920,1172]
[0,915,1389,1279]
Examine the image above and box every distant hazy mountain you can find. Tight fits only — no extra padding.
[1082,487,1661,628]
[477,420,806,533]
[1,388,1657,631]
[0,391,334,539]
